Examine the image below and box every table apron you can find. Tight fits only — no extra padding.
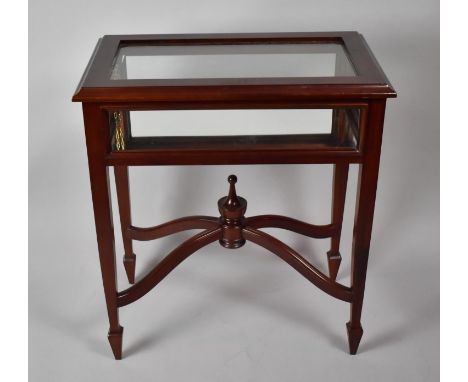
[104,150,363,166]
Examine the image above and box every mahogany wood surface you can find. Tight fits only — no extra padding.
[114,166,136,284]
[75,32,396,359]
[327,164,349,281]
[118,228,222,307]
[128,216,219,241]
[327,108,351,280]
[243,228,353,302]
[346,99,387,354]
[245,215,336,238]
[82,103,123,359]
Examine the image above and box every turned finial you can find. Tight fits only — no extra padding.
[218,174,247,217]
[217,174,247,249]
[223,175,240,209]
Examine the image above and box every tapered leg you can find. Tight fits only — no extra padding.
[327,163,349,280]
[347,100,387,354]
[83,104,123,360]
[114,166,136,284]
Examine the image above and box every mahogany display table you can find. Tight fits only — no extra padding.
[72,32,396,359]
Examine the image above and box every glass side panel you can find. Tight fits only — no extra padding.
[110,43,355,80]
[129,110,332,137]
[109,109,360,151]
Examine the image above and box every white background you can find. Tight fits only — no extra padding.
[28,1,439,381]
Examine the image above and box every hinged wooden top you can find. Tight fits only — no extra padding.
[72,32,396,103]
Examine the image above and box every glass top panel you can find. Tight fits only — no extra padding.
[110,43,355,80]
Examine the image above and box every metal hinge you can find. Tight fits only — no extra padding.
[113,111,126,151]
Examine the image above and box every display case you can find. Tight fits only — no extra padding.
[73,32,396,359]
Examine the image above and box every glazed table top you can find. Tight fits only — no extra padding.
[72,32,396,103]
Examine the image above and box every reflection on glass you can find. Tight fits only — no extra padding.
[109,108,360,152]
[111,43,355,80]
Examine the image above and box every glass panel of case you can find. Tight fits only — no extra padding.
[111,43,355,80]
[109,108,361,152]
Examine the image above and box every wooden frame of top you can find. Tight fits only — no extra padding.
[72,32,396,103]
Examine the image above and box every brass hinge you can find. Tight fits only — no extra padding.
[113,111,126,151]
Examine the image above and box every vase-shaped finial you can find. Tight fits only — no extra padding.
[223,175,240,209]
